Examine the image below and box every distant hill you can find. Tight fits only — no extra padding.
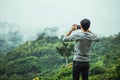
[0,21,24,52]
[0,26,120,80]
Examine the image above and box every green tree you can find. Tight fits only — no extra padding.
[90,66,105,75]
[56,42,74,68]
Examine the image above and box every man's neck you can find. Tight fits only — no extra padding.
[81,29,88,32]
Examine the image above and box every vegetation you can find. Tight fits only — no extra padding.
[0,26,120,80]
[56,41,74,68]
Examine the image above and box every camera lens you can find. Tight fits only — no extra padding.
[77,25,81,29]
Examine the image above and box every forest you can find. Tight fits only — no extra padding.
[0,23,120,80]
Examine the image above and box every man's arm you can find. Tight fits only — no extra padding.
[63,25,77,41]
[66,30,73,36]
[66,24,77,36]
[92,35,100,42]
[63,24,93,41]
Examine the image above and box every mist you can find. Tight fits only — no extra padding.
[0,22,23,52]
[0,21,62,42]
[0,0,120,37]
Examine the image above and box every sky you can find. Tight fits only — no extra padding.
[0,0,120,39]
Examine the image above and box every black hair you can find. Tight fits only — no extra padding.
[80,19,90,30]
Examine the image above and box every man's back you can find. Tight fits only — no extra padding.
[63,31,99,62]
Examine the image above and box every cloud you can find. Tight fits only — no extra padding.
[0,0,120,37]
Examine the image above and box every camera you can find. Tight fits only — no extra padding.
[77,25,81,29]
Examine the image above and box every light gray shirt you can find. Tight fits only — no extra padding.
[63,31,99,62]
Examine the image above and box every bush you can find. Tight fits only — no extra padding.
[90,66,105,75]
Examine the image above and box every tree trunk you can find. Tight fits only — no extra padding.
[65,56,68,68]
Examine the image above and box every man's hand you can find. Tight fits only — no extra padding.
[71,24,77,31]
[66,24,77,36]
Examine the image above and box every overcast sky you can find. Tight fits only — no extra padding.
[0,0,120,38]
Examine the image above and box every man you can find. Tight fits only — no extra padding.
[63,19,99,80]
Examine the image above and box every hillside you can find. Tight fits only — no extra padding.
[0,30,120,80]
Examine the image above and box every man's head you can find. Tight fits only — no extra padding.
[80,19,90,31]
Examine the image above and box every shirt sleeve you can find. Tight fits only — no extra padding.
[62,34,80,42]
[92,35,100,42]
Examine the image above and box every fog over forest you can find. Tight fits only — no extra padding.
[0,0,120,80]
